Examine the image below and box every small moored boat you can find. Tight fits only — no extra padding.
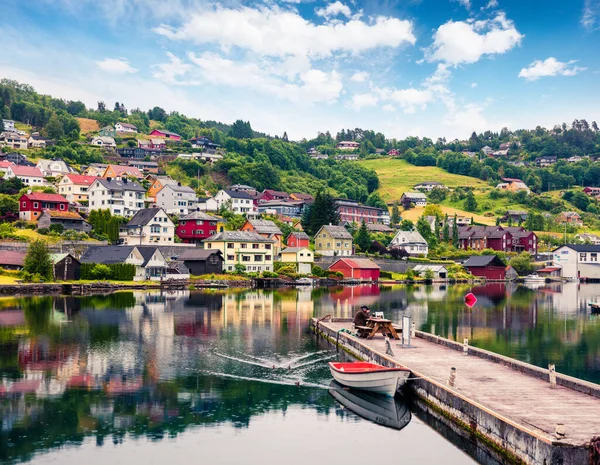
[328,362,410,396]
[589,302,600,313]
[523,274,545,283]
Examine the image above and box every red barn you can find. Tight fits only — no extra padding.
[463,255,506,280]
[176,211,222,245]
[287,231,309,248]
[328,258,380,281]
[19,192,69,222]
[148,129,181,141]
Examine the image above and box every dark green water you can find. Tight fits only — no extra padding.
[1,283,599,464]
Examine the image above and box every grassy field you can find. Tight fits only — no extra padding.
[358,158,487,202]
[15,229,62,244]
[76,118,100,134]
[400,205,497,225]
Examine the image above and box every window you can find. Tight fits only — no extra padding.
[227,243,234,249]
[163,227,168,233]
[181,221,186,225]
[336,242,341,247]
[318,242,322,248]
[580,253,587,262]
[33,202,39,208]
[227,255,234,261]
[60,204,65,210]
[254,255,263,262]
[265,244,271,250]
[22,201,26,207]
[207,243,212,249]
[327,242,331,248]
[242,255,250,262]
[265,255,271,261]
[592,253,598,262]
[195,230,203,235]
[252,244,259,249]
[241,243,247,248]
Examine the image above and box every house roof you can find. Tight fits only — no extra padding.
[392,230,427,244]
[93,136,116,144]
[9,165,44,177]
[126,208,165,227]
[93,178,145,192]
[80,246,137,264]
[290,193,314,201]
[463,255,505,267]
[136,246,165,266]
[330,258,380,270]
[43,210,85,220]
[0,161,14,168]
[21,192,68,202]
[151,128,181,137]
[246,219,282,235]
[366,223,394,233]
[281,247,311,254]
[504,210,528,215]
[50,253,80,264]
[105,164,143,178]
[401,192,427,200]
[553,244,600,253]
[180,210,219,221]
[178,249,222,261]
[560,211,581,218]
[116,122,137,129]
[204,231,275,243]
[262,189,291,198]
[0,250,26,267]
[223,189,254,199]
[412,264,448,272]
[128,161,158,167]
[320,224,353,239]
[415,181,444,186]
[161,184,196,194]
[65,173,96,185]
[288,231,309,240]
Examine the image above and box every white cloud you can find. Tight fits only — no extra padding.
[518,57,586,81]
[350,93,379,110]
[453,0,471,10]
[316,1,352,19]
[471,82,478,88]
[153,5,416,59]
[95,57,137,74]
[382,104,395,112]
[151,52,195,85]
[582,0,600,30]
[350,71,369,82]
[427,13,523,65]
[484,0,499,9]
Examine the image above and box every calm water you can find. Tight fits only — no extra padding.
[1,283,600,464]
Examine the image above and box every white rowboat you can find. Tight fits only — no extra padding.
[328,362,411,397]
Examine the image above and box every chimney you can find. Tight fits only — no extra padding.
[123,178,128,183]
[107,177,112,182]
[27,189,32,195]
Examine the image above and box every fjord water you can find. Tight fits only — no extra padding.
[1,283,600,464]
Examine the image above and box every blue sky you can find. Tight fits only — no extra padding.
[1,0,599,140]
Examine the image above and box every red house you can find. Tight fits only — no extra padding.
[19,192,69,222]
[258,189,292,203]
[463,255,506,280]
[328,258,380,281]
[387,149,400,156]
[287,231,309,248]
[148,129,181,141]
[176,211,222,244]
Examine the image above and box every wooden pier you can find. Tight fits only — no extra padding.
[311,317,600,465]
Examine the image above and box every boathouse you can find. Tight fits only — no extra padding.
[328,258,380,281]
[463,255,506,280]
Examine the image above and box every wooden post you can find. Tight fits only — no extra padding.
[549,364,557,388]
[448,367,456,387]
[463,338,469,356]
[411,322,416,338]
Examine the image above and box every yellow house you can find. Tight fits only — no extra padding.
[314,224,353,256]
[58,173,97,203]
[280,247,313,274]
[204,231,275,273]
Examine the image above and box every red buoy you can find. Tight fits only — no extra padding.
[464,293,477,307]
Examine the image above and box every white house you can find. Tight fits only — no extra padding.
[36,159,73,177]
[576,233,600,245]
[80,245,168,281]
[90,136,116,148]
[197,197,219,212]
[414,181,448,192]
[28,133,48,148]
[1,120,16,132]
[481,146,493,156]
[213,189,256,215]
[155,184,198,215]
[0,161,14,174]
[336,141,360,150]
[389,230,429,257]
[120,207,175,245]
[88,177,146,217]
[5,165,46,186]
[400,192,427,207]
[115,122,138,133]
[552,244,600,280]
[0,132,28,150]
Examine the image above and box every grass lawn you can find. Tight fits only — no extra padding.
[0,275,20,284]
[14,229,62,244]
[401,205,497,225]
[76,118,100,134]
[14,122,32,133]
[358,158,487,202]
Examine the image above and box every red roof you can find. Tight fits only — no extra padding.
[9,165,44,177]
[105,164,143,178]
[331,258,380,269]
[537,267,561,273]
[0,161,14,168]
[0,250,26,267]
[65,173,97,185]
[21,192,68,203]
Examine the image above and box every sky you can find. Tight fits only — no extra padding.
[0,0,599,141]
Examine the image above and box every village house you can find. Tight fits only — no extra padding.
[80,246,168,281]
[257,189,292,203]
[280,247,313,274]
[28,133,48,148]
[36,159,72,177]
[535,155,557,167]
[576,233,600,245]
[366,223,394,234]
[287,231,310,248]
[99,126,116,137]
[412,264,448,279]
[328,258,380,281]
[5,165,46,186]
[310,152,328,160]
[229,184,257,195]
[203,231,275,273]
[38,210,91,233]
[556,211,583,226]
[115,122,138,133]
[257,200,308,218]
[481,146,493,156]
[458,225,538,254]
[414,181,448,192]
[190,136,219,153]
[0,132,28,150]
[583,187,600,196]
[552,244,600,280]
[240,219,284,253]
[120,207,175,245]
[496,178,531,194]
[51,253,81,281]
[0,161,14,174]
[117,147,149,159]
[463,255,507,280]
[149,129,181,140]
[197,197,220,212]
[290,193,314,203]
[176,210,222,244]
[314,224,353,257]
[335,153,359,161]
[102,164,143,179]
[213,189,256,215]
[88,177,146,217]
[388,149,400,156]
[90,136,116,148]
[389,230,429,257]
[127,160,159,175]
[1,120,16,132]
[568,156,583,163]
[155,183,198,215]
[0,250,27,270]
[335,199,390,225]
[81,163,107,177]
[178,249,224,275]
[336,141,360,151]
[492,149,509,157]
[400,192,427,208]
[19,192,69,221]
[196,153,223,164]
[147,176,179,202]
[138,138,166,152]
[501,210,528,224]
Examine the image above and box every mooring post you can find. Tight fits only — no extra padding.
[463,338,469,356]
[411,322,415,338]
[549,363,557,388]
[385,336,394,356]
[448,367,456,387]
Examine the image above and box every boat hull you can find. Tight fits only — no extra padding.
[328,362,410,396]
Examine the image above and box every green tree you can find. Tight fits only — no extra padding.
[229,120,254,139]
[442,214,450,243]
[509,252,534,276]
[45,113,64,140]
[107,217,120,244]
[301,191,340,236]
[399,219,414,231]
[0,194,18,215]
[23,239,53,281]
[355,221,371,252]
[391,202,401,225]
[452,214,459,248]
[464,191,478,212]
[365,192,387,210]
[416,216,436,246]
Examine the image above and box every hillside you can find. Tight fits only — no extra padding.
[76,118,99,134]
